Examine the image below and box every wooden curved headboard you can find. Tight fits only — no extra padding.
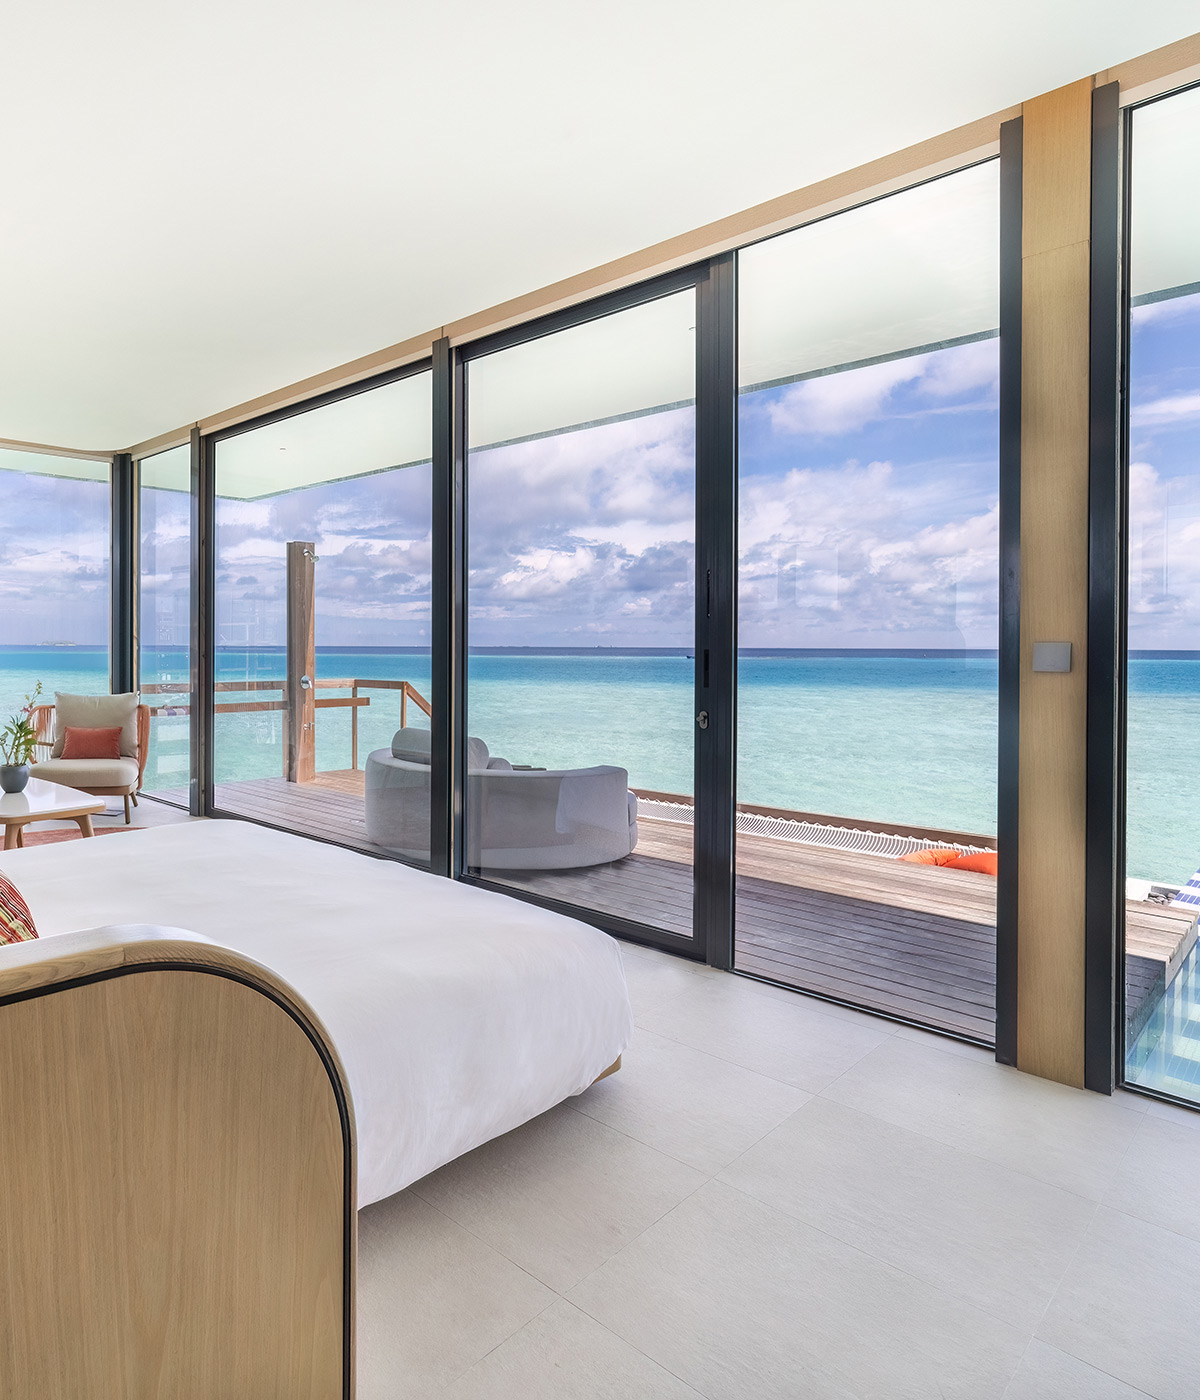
[0,926,356,1399]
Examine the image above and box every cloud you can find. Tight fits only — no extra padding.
[764,338,999,439]
[1131,393,1200,427]
[768,359,924,437]
[738,458,999,647]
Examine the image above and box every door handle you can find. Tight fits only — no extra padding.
[696,711,709,730]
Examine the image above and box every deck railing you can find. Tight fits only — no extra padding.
[139,678,432,775]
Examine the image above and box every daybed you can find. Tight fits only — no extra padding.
[365,727,639,868]
[0,821,633,1397]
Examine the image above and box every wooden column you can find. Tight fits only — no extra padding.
[286,540,316,783]
[1016,78,1094,1086]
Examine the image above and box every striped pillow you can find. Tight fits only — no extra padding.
[0,872,37,945]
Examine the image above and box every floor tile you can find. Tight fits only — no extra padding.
[1112,1088,1151,1115]
[636,973,891,1092]
[443,1299,706,1399]
[720,1097,1095,1332]
[1105,1112,1200,1242]
[1142,1093,1200,1131]
[731,971,905,1033]
[356,1190,555,1400]
[411,1103,705,1293]
[823,1036,1143,1199]
[575,1026,809,1175]
[1038,1206,1200,1399]
[892,1022,996,1061]
[1002,1339,1150,1399]
[619,948,715,1018]
[570,1179,1025,1400]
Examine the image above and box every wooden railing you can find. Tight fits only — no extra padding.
[139,678,432,777]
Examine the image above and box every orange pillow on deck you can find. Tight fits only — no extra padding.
[60,726,123,760]
[0,872,38,945]
[899,848,961,867]
[946,851,998,876]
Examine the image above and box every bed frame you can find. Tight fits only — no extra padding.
[0,925,355,1399]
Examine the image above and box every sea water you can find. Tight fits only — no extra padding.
[2,645,1197,886]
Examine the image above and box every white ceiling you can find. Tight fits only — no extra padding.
[2,2,1197,452]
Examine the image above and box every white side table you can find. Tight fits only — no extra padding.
[0,778,107,851]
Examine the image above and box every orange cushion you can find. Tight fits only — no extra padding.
[60,725,123,760]
[946,851,998,876]
[0,872,37,945]
[898,848,961,866]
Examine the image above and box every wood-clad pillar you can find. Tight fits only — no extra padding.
[1016,78,1094,1086]
[286,540,317,783]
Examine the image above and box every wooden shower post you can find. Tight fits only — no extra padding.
[286,541,316,783]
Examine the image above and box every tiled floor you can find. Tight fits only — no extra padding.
[359,941,1200,1399]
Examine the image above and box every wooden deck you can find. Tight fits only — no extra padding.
[210,772,1196,1044]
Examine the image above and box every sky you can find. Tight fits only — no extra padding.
[1126,290,1200,650]
[0,468,109,646]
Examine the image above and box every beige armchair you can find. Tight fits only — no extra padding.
[30,697,152,824]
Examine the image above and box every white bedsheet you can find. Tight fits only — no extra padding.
[0,822,633,1206]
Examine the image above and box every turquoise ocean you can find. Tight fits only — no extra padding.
[2,645,1197,886]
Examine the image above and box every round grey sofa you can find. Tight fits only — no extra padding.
[364,728,638,870]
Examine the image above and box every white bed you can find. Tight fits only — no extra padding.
[0,820,633,1207]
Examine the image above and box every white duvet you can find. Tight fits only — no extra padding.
[0,821,633,1207]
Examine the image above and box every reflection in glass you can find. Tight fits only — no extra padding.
[139,445,191,802]
[1123,86,1200,1097]
[211,371,434,865]
[736,163,1001,1039]
[465,291,697,934]
[0,449,110,724]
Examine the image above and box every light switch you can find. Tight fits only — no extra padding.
[1032,641,1072,673]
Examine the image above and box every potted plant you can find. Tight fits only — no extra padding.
[1,682,44,794]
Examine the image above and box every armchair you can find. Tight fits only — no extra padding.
[31,694,151,823]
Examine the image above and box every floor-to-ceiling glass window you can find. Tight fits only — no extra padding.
[735,164,1001,1039]
[138,444,191,803]
[211,369,434,865]
[0,448,111,730]
[1122,85,1200,1097]
[464,291,698,938]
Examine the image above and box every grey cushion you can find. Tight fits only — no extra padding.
[466,736,490,771]
[53,692,138,759]
[390,727,432,764]
[35,756,140,789]
[486,756,513,771]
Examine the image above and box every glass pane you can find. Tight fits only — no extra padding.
[211,371,434,865]
[0,449,110,732]
[465,291,696,935]
[139,445,191,803]
[736,163,1000,1039]
[1123,86,1200,1097]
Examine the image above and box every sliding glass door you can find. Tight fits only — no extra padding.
[735,164,1002,1038]
[1122,85,1200,1098]
[138,444,191,803]
[464,288,698,940]
[210,369,434,864]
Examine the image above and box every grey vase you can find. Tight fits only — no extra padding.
[0,764,30,794]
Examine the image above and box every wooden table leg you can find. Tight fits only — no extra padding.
[75,815,95,839]
[3,824,19,851]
